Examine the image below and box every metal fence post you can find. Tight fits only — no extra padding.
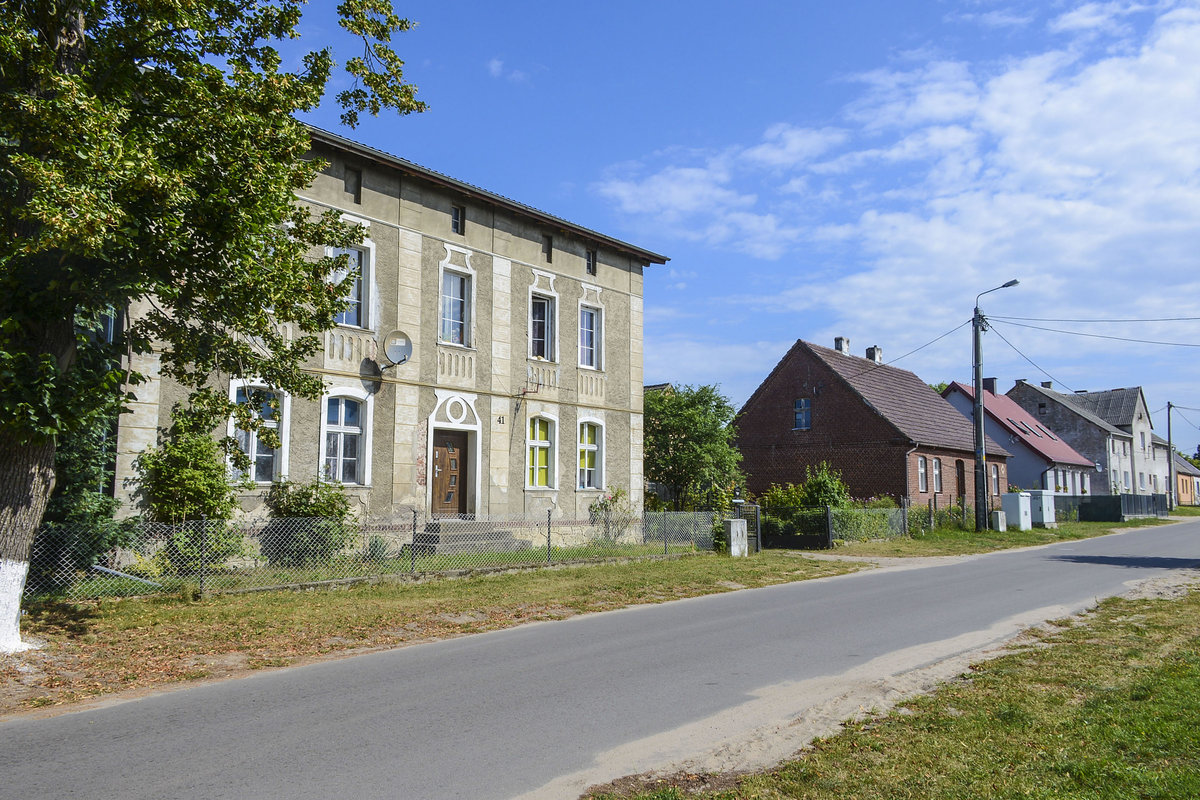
[824,505,833,549]
[546,509,552,564]
[198,516,208,597]
[410,508,417,574]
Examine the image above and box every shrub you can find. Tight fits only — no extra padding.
[259,481,354,566]
[135,419,244,573]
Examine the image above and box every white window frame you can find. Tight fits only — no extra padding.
[227,379,291,484]
[991,464,1001,496]
[440,268,472,347]
[933,458,942,493]
[578,418,604,490]
[527,415,557,489]
[318,386,373,486]
[327,221,374,331]
[918,456,928,493]
[579,304,602,370]
[530,293,557,361]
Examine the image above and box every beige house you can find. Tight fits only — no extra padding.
[114,126,667,520]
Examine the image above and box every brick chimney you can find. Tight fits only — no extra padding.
[834,336,850,355]
[983,377,997,395]
[865,345,883,364]
[1041,381,1053,389]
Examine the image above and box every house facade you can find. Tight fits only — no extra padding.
[735,338,1009,510]
[943,380,1095,495]
[1006,382,1167,496]
[113,127,667,520]
[1172,452,1200,506]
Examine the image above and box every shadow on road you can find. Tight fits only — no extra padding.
[1048,554,1200,570]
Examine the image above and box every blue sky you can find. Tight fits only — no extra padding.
[296,0,1200,457]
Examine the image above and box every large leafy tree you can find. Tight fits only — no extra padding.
[643,384,743,510]
[0,0,426,651]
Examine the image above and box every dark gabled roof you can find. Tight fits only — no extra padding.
[306,125,669,266]
[945,382,1092,468]
[1173,452,1200,477]
[1008,381,1129,438]
[1061,386,1148,429]
[780,340,1010,457]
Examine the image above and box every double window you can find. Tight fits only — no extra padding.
[528,417,554,488]
[332,247,367,328]
[579,306,601,369]
[531,294,555,360]
[579,422,602,489]
[440,270,471,346]
[322,394,371,485]
[230,383,288,483]
[793,398,812,431]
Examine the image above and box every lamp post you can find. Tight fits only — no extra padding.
[973,279,1019,531]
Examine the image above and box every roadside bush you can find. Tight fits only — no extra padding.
[135,417,244,573]
[259,480,354,566]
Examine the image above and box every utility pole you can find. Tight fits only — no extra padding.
[972,279,1019,532]
[1168,401,1175,510]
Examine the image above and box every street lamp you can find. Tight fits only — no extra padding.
[973,279,1019,531]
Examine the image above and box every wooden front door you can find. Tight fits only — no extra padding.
[432,430,468,517]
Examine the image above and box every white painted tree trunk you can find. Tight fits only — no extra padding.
[0,558,34,653]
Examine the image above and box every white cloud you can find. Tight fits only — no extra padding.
[742,125,847,168]
[486,57,527,82]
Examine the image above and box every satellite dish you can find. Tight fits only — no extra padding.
[382,331,412,369]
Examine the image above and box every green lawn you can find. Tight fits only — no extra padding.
[835,516,1171,557]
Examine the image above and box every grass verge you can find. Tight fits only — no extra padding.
[586,582,1200,799]
[836,516,1171,557]
[2,552,860,714]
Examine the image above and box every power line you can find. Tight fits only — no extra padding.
[992,319,1200,348]
[845,318,972,380]
[992,315,1200,323]
[988,325,1075,393]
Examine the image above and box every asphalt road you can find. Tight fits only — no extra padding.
[2,521,1198,799]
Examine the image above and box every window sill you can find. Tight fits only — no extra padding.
[524,486,557,492]
[438,340,475,351]
[579,365,604,373]
[335,323,375,334]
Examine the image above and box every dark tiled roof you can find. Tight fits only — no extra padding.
[945,382,1092,467]
[1061,387,1146,429]
[306,125,669,265]
[1008,381,1128,437]
[800,341,1010,457]
[1173,452,1200,477]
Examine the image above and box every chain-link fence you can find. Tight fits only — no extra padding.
[24,510,717,601]
[761,504,909,548]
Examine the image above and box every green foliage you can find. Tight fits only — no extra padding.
[643,384,743,510]
[134,408,244,573]
[588,487,636,543]
[0,0,426,584]
[259,480,354,565]
[760,462,852,509]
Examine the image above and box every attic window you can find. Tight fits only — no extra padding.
[793,398,812,431]
[1006,418,1025,435]
[1036,424,1057,441]
[1020,420,1043,438]
[344,166,362,204]
[1037,403,1047,416]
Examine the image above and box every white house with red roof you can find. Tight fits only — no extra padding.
[943,380,1096,496]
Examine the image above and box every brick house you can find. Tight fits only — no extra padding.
[734,338,1009,510]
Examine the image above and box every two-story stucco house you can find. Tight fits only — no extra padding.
[113,126,667,520]
[1006,381,1168,496]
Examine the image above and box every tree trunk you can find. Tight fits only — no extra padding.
[0,423,58,653]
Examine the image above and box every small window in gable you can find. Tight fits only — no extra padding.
[585,248,597,276]
[451,204,466,235]
[344,167,362,204]
[542,234,553,262]
[793,398,812,431]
